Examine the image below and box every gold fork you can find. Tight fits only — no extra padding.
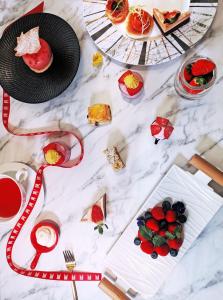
[63,250,78,300]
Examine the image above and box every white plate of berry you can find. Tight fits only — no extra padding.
[135,199,187,259]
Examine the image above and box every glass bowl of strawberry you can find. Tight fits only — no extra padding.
[174,56,217,100]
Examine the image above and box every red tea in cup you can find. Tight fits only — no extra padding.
[0,177,22,219]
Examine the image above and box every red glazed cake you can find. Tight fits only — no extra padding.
[14,27,53,73]
[106,0,129,24]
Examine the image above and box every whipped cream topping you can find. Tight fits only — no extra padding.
[14,27,41,57]
[35,225,57,248]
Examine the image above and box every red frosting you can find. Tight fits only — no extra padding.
[22,38,52,71]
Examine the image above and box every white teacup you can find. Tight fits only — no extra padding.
[0,168,28,222]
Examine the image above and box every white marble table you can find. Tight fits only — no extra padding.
[0,0,223,299]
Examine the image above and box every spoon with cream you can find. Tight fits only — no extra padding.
[30,220,60,269]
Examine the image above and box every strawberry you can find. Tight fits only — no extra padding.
[146,219,159,232]
[168,223,178,234]
[138,230,148,242]
[155,243,170,256]
[158,229,166,237]
[167,238,183,250]
[184,66,193,82]
[151,207,165,221]
[164,11,181,24]
[165,210,176,223]
[192,59,216,76]
[92,205,108,234]
[189,77,207,87]
[91,205,104,223]
[185,77,206,94]
[140,241,154,254]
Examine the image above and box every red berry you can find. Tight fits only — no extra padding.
[165,210,176,223]
[146,219,159,232]
[158,229,166,237]
[140,241,154,254]
[192,59,216,76]
[184,67,193,82]
[168,223,178,233]
[138,230,148,242]
[91,205,104,224]
[151,207,165,221]
[167,238,183,250]
[155,243,170,256]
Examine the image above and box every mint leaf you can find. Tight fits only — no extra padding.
[152,235,166,247]
[98,226,103,234]
[139,225,153,241]
[165,231,175,240]
[174,226,182,239]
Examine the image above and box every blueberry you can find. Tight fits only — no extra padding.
[137,216,145,222]
[170,249,178,257]
[151,251,158,259]
[144,211,152,220]
[162,200,171,212]
[159,220,168,230]
[137,220,145,227]
[178,215,187,223]
[134,237,141,246]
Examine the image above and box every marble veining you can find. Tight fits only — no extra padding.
[0,0,223,299]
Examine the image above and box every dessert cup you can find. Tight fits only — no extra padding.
[174,56,217,100]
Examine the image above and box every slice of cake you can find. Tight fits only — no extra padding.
[87,104,112,126]
[81,194,108,234]
[153,8,190,35]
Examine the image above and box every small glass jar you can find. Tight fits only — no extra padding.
[43,142,71,165]
[174,56,217,100]
[118,71,144,100]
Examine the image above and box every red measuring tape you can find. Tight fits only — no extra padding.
[2,92,101,282]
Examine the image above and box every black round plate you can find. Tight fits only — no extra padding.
[0,13,80,103]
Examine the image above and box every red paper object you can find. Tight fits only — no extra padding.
[118,70,144,99]
[150,117,174,144]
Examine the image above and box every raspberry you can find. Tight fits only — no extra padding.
[158,229,166,237]
[165,210,176,223]
[151,207,165,221]
[146,219,159,232]
[155,244,169,256]
[168,223,178,233]
[167,239,183,250]
[140,241,154,254]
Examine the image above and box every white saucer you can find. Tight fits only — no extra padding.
[0,162,45,234]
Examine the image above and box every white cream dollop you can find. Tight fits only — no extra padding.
[35,225,57,248]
